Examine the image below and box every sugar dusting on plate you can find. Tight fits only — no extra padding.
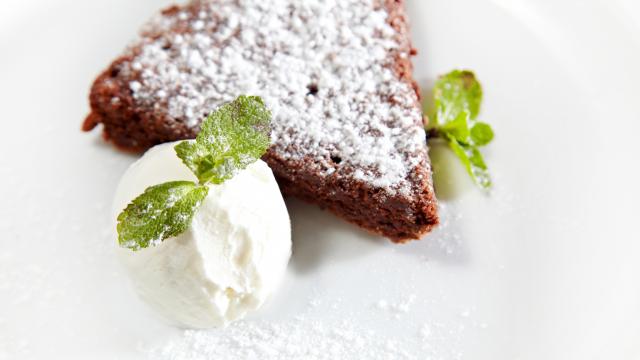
[144,295,477,360]
[147,318,411,359]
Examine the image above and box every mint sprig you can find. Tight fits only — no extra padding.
[426,70,494,189]
[117,95,272,251]
[175,95,271,185]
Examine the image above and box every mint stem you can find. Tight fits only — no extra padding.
[425,128,441,139]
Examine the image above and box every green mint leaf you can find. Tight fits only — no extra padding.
[117,181,209,251]
[440,111,472,144]
[470,122,494,146]
[175,95,271,185]
[432,70,483,127]
[446,135,492,189]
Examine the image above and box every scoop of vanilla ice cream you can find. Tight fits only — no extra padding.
[112,141,291,328]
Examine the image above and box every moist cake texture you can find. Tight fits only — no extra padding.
[84,0,438,241]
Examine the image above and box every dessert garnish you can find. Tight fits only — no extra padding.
[426,70,494,189]
[117,95,271,251]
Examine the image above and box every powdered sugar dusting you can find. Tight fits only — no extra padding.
[376,294,417,318]
[143,287,483,360]
[147,319,415,360]
[122,0,427,195]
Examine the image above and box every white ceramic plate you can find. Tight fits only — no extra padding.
[1,0,639,359]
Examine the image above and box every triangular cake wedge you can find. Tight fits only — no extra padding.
[83,0,439,242]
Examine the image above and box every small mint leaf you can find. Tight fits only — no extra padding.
[440,111,471,144]
[432,70,483,126]
[446,135,492,189]
[117,181,208,251]
[470,122,494,146]
[175,95,271,185]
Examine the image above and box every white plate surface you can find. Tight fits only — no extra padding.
[1,0,639,359]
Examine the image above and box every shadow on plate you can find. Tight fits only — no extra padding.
[286,198,385,274]
[394,201,472,266]
[429,141,475,201]
[286,195,471,274]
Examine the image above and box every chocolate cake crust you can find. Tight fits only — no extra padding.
[84,0,438,242]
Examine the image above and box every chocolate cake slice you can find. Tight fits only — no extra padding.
[83,0,438,242]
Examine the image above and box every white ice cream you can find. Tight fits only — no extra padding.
[112,141,291,328]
